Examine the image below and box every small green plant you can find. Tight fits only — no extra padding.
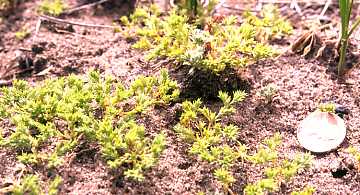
[291,186,316,195]
[247,133,282,164]
[0,69,179,181]
[173,0,219,26]
[243,4,293,42]
[15,27,30,40]
[121,5,285,74]
[245,143,313,195]
[347,146,360,161]
[48,176,63,195]
[6,175,42,195]
[257,83,278,104]
[347,146,360,171]
[318,102,336,113]
[337,0,360,75]
[174,89,313,193]
[174,90,247,191]
[38,0,67,16]
[0,174,62,195]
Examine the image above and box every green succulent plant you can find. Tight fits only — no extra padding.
[121,5,291,74]
[38,0,67,16]
[0,69,179,181]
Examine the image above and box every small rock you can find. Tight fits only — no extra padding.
[331,167,348,178]
[95,48,104,56]
[34,57,48,72]
[335,104,350,118]
[15,50,33,69]
[342,157,355,170]
[31,44,45,54]
[65,24,75,33]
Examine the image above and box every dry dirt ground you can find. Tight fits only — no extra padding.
[1,0,360,194]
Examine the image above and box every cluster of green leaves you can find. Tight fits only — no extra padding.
[347,146,360,160]
[246,133,282,165]
[243,4,293,42]
[0,174,62,195]
[38,0,67,16]
[347,146,360,169]
[174,90,247,189]
[244,136,313,194]
[173,0,219,26]
[15,27,30,40]
[174,90,313,193]
[257,83,278,104]
[291,186,316,195]
[0,69,179,181]
[318,102,336,113]
[121,5,283,74]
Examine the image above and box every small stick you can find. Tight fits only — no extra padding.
[290,0,302,14]
[39,15,116,29]
[34,18,42,37]
[63,0,111,15]
[18,47,32,52]
[319,0,332,18]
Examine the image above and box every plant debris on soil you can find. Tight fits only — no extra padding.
[1,0,360,194]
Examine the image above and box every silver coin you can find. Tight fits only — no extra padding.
[297,111,346,153]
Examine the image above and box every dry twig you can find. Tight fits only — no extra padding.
[63,0,111,15]
[39,15,116,29]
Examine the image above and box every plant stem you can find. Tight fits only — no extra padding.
[337,0,352,76]
[339,17,360,75]
[338,38,348,75]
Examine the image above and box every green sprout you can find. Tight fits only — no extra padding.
[318,102,336,113]
[174,0,219,26]
[347,146,360,170]
[38,0,67,16]
[291,186,316,195]
[15,28,30,40]
[257,83,278,104]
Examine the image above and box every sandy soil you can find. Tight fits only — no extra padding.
[1,0,360,194]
